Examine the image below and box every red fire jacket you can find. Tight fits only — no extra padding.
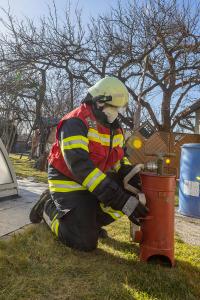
[48,104,124,177]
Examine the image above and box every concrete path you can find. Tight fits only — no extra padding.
[0,179,47,237]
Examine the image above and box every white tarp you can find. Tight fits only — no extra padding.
[0,138,18,198]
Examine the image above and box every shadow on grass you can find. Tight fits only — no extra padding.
[40,224,200,299]
[100,236,140,255]
[41,224,200,300]
[95,238,200,299]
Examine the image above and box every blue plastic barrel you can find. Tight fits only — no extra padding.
[179,143,200,218]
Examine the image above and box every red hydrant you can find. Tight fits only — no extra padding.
[131,172,176,267]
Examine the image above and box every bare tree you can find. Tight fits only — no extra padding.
[93,0,200,132]
[0,0,199,135]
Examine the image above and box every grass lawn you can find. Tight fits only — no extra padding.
[0,220,199,300]
[0,154,198,299]
[9,154,48,183]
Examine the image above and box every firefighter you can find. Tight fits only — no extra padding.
[29,76,148,251]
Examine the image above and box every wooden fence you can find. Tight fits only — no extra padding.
[126,130,200,178]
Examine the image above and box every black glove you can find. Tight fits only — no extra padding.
[122,196,148,225]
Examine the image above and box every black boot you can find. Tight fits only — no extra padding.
[29,189,51,223]
[98,228,108,239]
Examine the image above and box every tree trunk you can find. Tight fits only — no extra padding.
[35,69,47,170]
[161,91,172,132]
[69,74,74,111]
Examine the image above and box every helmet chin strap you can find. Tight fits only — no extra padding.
[96,102,105,109]
[92,102,109,125]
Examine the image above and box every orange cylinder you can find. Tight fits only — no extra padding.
[140,172,176,266]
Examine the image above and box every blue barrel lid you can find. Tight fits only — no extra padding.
[181,143,200,149]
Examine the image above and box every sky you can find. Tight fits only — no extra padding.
[0,0,121,25]
[0,0,197,29]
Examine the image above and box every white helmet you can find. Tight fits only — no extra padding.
[88,76,129,107]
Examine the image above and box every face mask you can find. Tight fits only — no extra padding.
[118,106,126,115]
[102,105,119,123]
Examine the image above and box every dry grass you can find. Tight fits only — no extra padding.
[9,154,48,183]
[0,218,199,300]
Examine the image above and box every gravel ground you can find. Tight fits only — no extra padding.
[175,211,200,246]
